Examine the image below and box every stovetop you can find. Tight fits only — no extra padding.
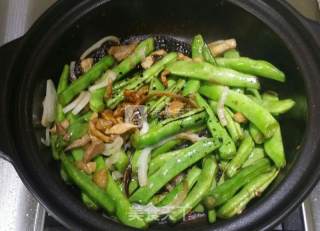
[0,0,319,231]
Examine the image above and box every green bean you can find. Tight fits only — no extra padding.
[149,79,185,117]
[95,155,105,171]
[194,204,205,213]
[113,38,154,79]
[148,149,181,175]
[89,88,105,112]
[217,169,278,218]
[50,135,60,160]
[107,52,178,109]
[91,154,147,228]
[128,178,139,195]
[242,147,265,168]
[60,166,71,183]
[202,44,217,65]
[226,134,254,177]
[208,210,217,223]
[225,107,244,142]
[131,149,143,175]
[114,150,129,173]
[262,98,295,116]
[132,109,207,149]
[216,57,285,82]
[59,56,114,105]
[60,153,115,213]
[81,192,99,210]
[195,93,236,159]
[203,158,271,209]
[249,123,265,144]
[105,171,147,229]
[151,193,167,205]
[66,112,77,124]
[185,34,206,95]
[149,79,185,118]
[112,77,135,91]
[209,101,244,142]
[78,111,93,122]
[247,88,262,102]
[192,34,205,60]
[150,139,184,158]
[55,104,65,123]
[57,65,70,94]
[67,122,88,142]
[264,127,286,168]
[223,49,240,58]
[129,138,221,204]
[169,157,218,223]
[149,77,165,91]
[199,84,278,138]
[56,65,70,122]
[166,61,260,89]
[72,148,84,161]
[157,166,201,206]
[183,80,201,96]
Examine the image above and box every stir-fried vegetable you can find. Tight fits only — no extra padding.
[41,35,294,229]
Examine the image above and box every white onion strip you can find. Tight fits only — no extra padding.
[40,127,50,146]
[89,70,117,92]
[137,147,152,187]
[140,121,149,135]
[102,136,124,157]
[80,35,120,60]
[41,79,57,127]
[72,91,91,115]
[217,86,229,126]
[63,91,86,114]
[132,203,174,216]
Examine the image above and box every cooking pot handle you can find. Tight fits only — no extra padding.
[0,38,22,162]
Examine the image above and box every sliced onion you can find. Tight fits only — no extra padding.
[102,136,124,156]
[137,147,152,187]
[70,61,77,81]
[105,151,122,169]
[132,203,174,216]
[40,127,50,146]
[217,86,229,127]
[80,35,120,60]
[41,79,57,127]
[89,70,117,92]
[140,121,149,135]
[72,91,91,115]
[112,171,123,180]
[63,91,86,114]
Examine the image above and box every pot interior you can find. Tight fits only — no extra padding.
[14,0,308,230]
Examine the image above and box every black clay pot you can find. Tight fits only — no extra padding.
[0,0,320,230]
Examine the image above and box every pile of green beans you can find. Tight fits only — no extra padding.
[43,34,295,229]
